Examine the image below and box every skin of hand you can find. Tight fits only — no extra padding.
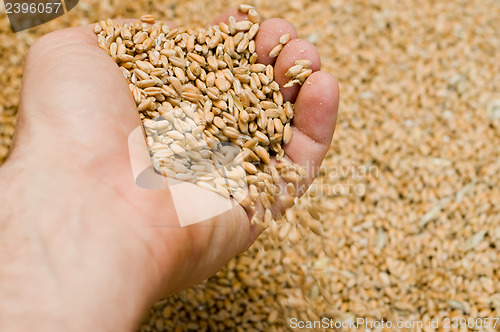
[0,8,338,332]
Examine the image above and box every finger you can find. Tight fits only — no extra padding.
[254,18,298,65]
[17,26,138,158]
[274,39,321,102]
[284,71,339,179]
[213,9,298,66]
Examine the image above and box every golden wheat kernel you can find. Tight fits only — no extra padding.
[143,38,155,51]
[222,126,240,139]
[218,21,230,35]
[185,36,195,52]
[239,109,250,123]
[144,87,162,95]
[140,14,156,23]
[222,112,237,125]
[244,148,259,162]
[268,43,283,58]
[270,132,283,143]
[238,4,254,13]
[237,38,250,53]
[283,102,294,119]
[207,55,217,71]
[235,73,250,84]
[264,208,274,224]
[283,123,293,145]
[169,56,188,68]
[207,34,221,49]
[265,109,281,118]
[137,59,155,72]
[117,43,126,57]
[129,85,142,104]
[93,23,102,34]
[295,59,312,68]
[134,79,155,88]
[202,109,213,123]
[109,42,118,57]
[277,222,291,241]
[256,73,268,86]
[213,100,228,111]
[249,63,266,73]
[105,24,114,38]
[160,48,176,57]
[248,8,260,23]
[250,73,261,90]
[215,77,231,92]
[233,80,244,96]
[257,110,267,127]
[118,53,134,62]
[237,120,248,134]
[196,181,217,193]
[133,31,147,44]
[187,52,206,65]
[243,161,258,175]
[279,33,292,45]
[242,137,258,150]
[233,32,245,49]
[260,191,274,210]
[220,68,233,82]
[247,184,259,200]
[169,77,184,94]
[131,21,141,31]
[173,67,186,82]
[255,131,271,146]
[247,23,260,40]
[205,72,215,87]
[286,64,303,78]
[296,69,313,81]
[273,118,284,134]
[283,79,299,88]
[137,97,154,112]
[226,16,236,35]
[234,20,253,32]
[216,58,227,69]
[206,84,221,98]
[213,117,226,130]
[259,101,275,110]
[254,146,271,165]
[266,118,275,135]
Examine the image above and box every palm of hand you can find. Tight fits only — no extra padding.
[11,8,338,307]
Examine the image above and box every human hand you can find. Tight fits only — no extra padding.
[0,8,338,331]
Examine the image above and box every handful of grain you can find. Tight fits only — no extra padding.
[94,5,312,229]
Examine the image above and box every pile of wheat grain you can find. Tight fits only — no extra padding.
[94,6,313,229]
[1,0,499,331]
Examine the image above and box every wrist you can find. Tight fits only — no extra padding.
[0,159,149,332]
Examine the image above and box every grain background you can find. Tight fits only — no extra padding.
[1,0,499,331]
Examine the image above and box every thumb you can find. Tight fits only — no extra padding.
[14,26,139,168]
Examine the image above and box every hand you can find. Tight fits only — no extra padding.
[0,8,338,331]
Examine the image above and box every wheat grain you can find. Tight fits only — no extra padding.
[268,43,283,58]
[94,7,314,233]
